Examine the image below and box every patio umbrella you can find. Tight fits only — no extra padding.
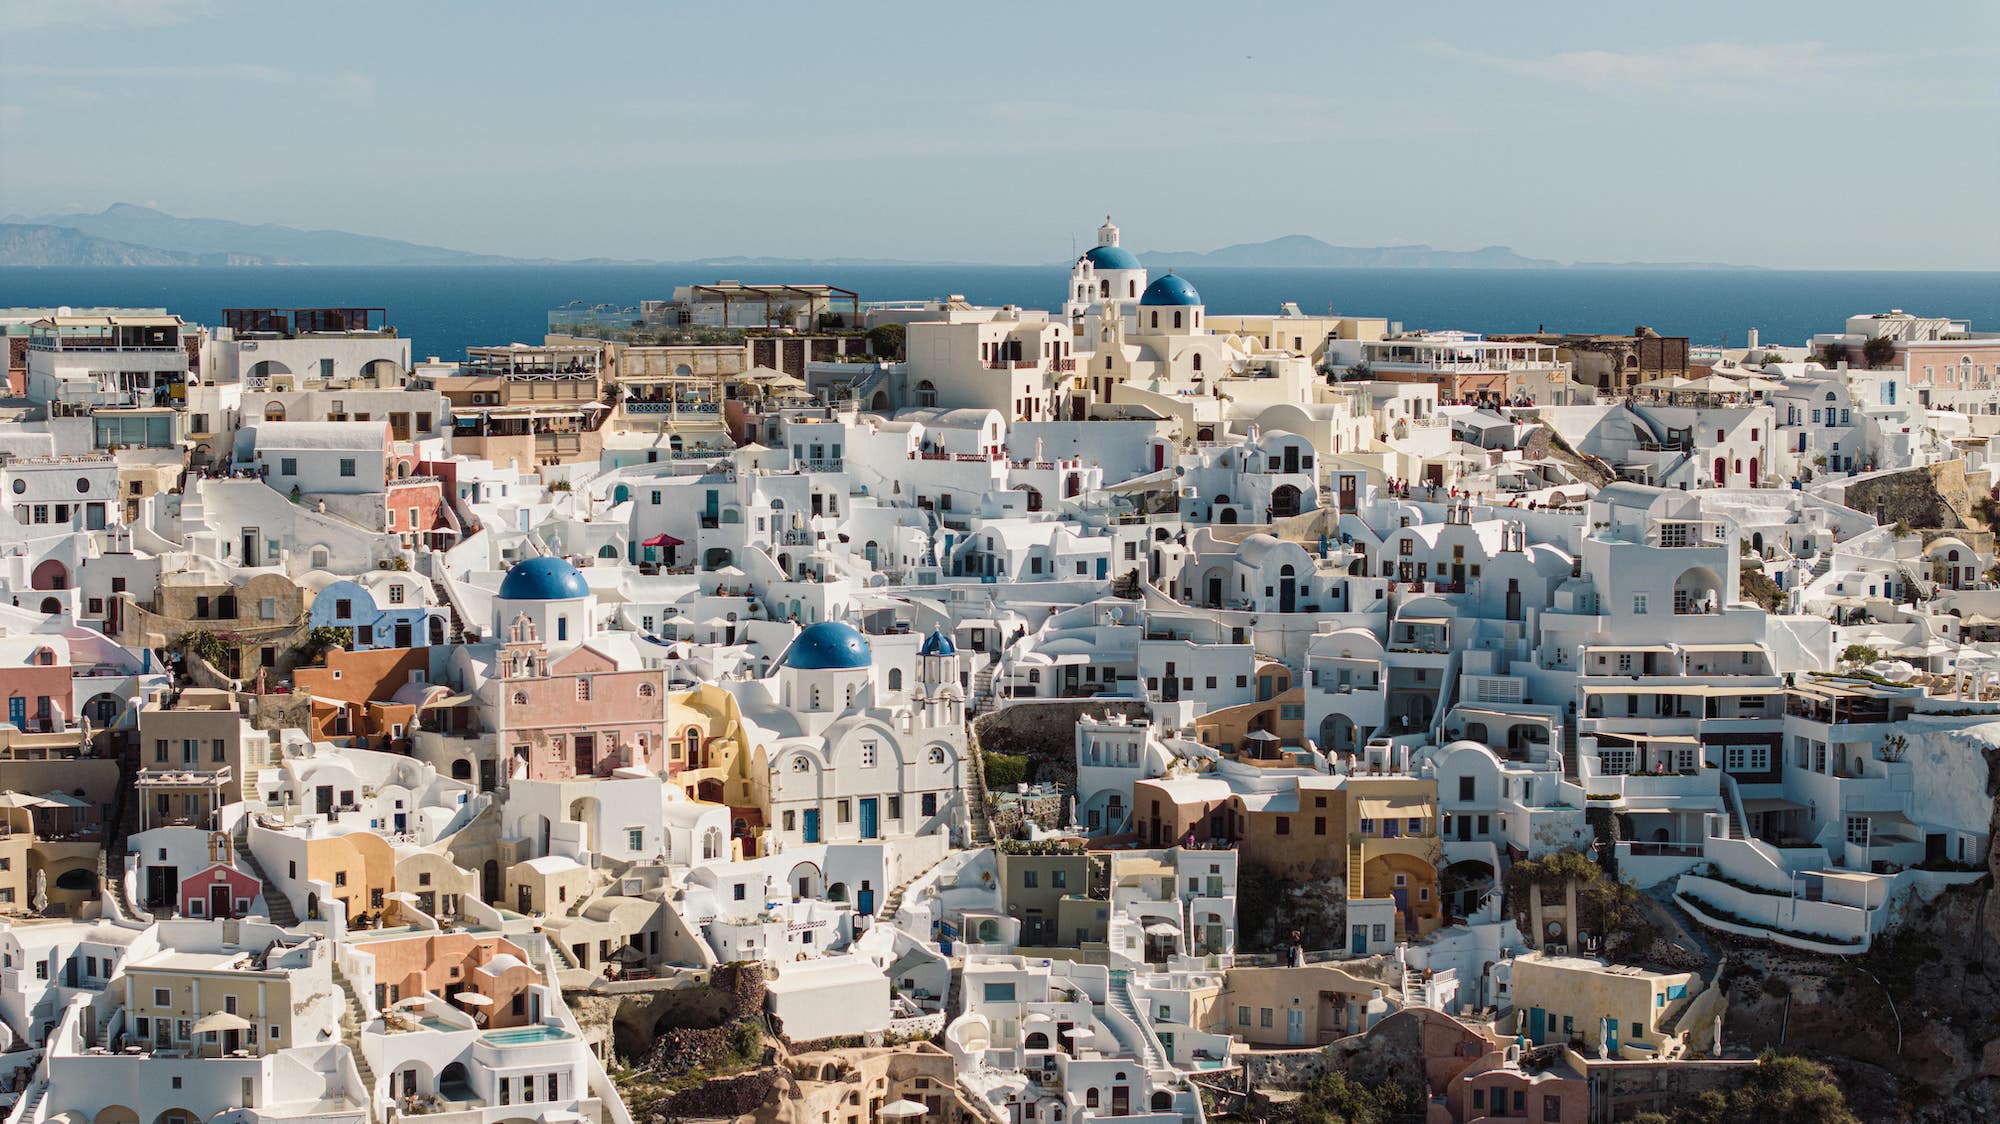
[1244,729,1279,741]
[0,793,55,809]
[642,533,685,548]
[455,991,494,1007]
[1144,920,1181,936]
[191,1011,252,1034]
[609,944,647,965]
[879,1100,929,1120]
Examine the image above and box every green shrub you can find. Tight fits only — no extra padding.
[984,753,1030,789]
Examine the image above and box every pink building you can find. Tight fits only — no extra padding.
[1,635,74,733]
[180,862,262,919]
[493,630,667,781]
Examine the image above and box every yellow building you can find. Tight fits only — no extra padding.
[121,937,336,1057]
[669,685,769,851]
[1341,774,1442,941]
[1508,952,1699,1059]
[303,830,397,928]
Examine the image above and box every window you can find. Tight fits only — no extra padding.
[1051,868,1066,888]
[1846,816,1870,845]
[627,828,644,850]
[1544,1094,1562,1122]
[259,597,276,620]
[280,457,297,476]
[836,799,851,824]
[1275,816,1290,836]
[1632,594,1648,615]
[1724,745,1769,771]
[335,598,352,619]
[1238,1005,1252,1025]
[1022,870,1038,888]
[860,742,877,767]
[339,458,357,477]
[983,982,1016,1002]
[1459,776,1475,801]
[387,584,404,605]
[922,793,938,816]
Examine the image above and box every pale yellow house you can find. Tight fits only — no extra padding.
[1508,951,1699,1059]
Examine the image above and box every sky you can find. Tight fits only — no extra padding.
[2,0,1996,269]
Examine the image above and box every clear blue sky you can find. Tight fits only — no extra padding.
[3,0,1995,268]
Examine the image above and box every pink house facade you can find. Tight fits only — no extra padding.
[494,636,667,781]
[2,639,74,733]
[180,862,262,919]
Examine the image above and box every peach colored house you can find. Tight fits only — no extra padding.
[355,931,540,1026]
[495,639,668,780]
[304,829,397,928]
[293,646,431,746]
[1,637,73,734]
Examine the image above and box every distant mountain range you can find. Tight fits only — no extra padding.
[0,204,1759,270]
[0,204,629,267]
[1133,234,1760,271]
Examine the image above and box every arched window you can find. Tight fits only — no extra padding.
[638,682,656,698]
[1173,312,1182,329]
[791,756,812,772]
[1150,312,1158,329]
[511,691,528,705]
[702,827,723,860]
[887,668,903,690]
[928,747,947,765]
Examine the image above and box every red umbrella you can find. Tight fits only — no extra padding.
[642,533,684,548]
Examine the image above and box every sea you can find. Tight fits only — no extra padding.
[2,265,1996,363]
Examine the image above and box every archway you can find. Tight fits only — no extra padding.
[30,560,67,590]
[612,484,631,504]
[451,759,473,781]
[40,597,60,615]
[262,402,287,421]
[155,1108,202,1124]
[703,547,734,569]
[1671,566,1722,615]
[1319,714,1357,752]
[93,1109,140,1124]
[1271,484,1303,518]
[786,861,825,900]
[439,1062,474,1102]
[360,358,402,382]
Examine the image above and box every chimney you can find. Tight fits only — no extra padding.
[1745,328,1759,351]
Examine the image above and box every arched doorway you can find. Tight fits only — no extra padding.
[1271,484,1303,518]
[481,860,500,902]
[30,560,67,590]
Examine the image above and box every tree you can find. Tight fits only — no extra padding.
[1290,1070,1427,1124]
[1818,344,1850,368]
[866,323,906,362]
[297,625,353,665]
[1840,644,1881,665]
[1861,336,1897,369]
[1634,1053,1860,1124]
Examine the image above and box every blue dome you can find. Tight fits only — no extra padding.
[497,557,590,601]
[1082,244,1142,272]
[919,628,957,657]
[786,621,873,670]
[1140,274,1202,307]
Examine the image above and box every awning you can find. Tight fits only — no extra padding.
[1596,733,1700,747]
[1586,643,1674,653]
[1741,797,1806,814]
[1678,643,1764,653]
[1357,796,1426,820]
[419,692,472,709]
[642,533,685,548]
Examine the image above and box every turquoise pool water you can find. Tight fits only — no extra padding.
[483,1024,571,1045]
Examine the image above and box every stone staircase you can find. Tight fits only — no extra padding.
[970,663,997,715]
[232,819,298,926]
[1106,968,1163,1069]
[107,852,147,922]
[1347,841,1366,897]
[878,858,945,921]
[944,962,965,1021]
[333,968,379,1121]
[15,1078,47,1121]
[430,576,466,643]
[963,729,995,847]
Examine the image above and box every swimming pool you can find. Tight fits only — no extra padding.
[482,1024,572,1046]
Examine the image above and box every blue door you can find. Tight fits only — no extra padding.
[859,798,879,840]
[1605,1019,1618,1054]
[802,809,820,843]
[857,886,875,916]
[1528,1007,1546,1042]
[6,696,22,729]
[1351,927,1368,954]
[1286,1007,1305,1045]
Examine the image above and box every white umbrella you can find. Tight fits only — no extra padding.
[455,992,494,1007]
[1144,921,1181,936]
[879,1101,929,1120]
[191,1011,252,1034]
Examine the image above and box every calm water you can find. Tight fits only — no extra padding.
[3,265,1995,363]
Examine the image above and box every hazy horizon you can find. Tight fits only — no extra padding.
[3,1,1996,270]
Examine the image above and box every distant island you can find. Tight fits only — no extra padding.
[0,203,1759,270]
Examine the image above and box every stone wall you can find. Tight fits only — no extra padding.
[991,793,1065,840]
[1837,462,1992,532]
[975,699,1150,792]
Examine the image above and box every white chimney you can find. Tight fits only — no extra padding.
[1745,328,1759,351]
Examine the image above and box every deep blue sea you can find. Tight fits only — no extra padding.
[2,265,1995,363]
